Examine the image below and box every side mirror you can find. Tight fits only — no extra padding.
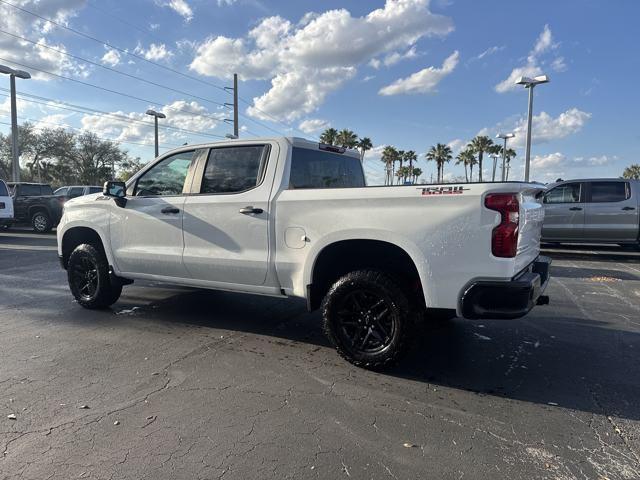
[103,181,127,207]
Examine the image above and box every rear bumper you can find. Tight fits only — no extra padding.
[461,255,551,320]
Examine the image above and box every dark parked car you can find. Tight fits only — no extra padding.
[7,182,63,233]
[54,185,102,202]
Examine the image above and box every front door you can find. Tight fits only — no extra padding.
[110,150,196,278]
[182,144,275,286]
[542,182,585,241]
[584,181,638,242]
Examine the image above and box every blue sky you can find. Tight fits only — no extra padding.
[0,0,638,184]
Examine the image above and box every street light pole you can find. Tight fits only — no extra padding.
[0,65,31,182]
[490,153,500,182]
[516,75,549,182]
[145,109,166,158]
[496,133,515,182]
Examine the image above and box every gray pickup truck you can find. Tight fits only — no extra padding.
[542,178,639,246]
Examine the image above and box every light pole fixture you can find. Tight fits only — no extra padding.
[496,132,515,182]
[490,153,500,182]
[145,109,166,158]
[516,74,549,182]
[0,64,31,182]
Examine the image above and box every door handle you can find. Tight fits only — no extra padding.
[622,206,635,211]
[161,207,180,214]
[239,206,263,215]
[569,207,582,211]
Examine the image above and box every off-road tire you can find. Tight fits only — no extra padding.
[321,270,413,369]
[68,243,122,309]
[31,211,52,233]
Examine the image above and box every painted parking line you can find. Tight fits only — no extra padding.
[0,244,58,251]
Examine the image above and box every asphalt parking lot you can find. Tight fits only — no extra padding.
[1,229,639,480]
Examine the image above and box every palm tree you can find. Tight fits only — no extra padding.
[623,164,640,180]
[455,148,475,182]
[381,146,398,185]
[469,135,495,182]
[426,143,453,183]
[499,147,517,180]
[336,129,358,149]
[319,128,338,145]
[405,150,417,171]
[411,167,423,183]
[396,165,412,184]
[357,137,372,163]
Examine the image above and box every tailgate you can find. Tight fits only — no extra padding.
[515,187,545,273]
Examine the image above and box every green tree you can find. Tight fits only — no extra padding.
[336,129,358,149]
[498,147,517,180]
[426,143,453,183]
[357,136,372,162]
[117,156,146,182]
[622,164,640,179]
[469,135,495,182]
[319,128,338,145]
[381,145,398,185]
[455,148,475,182]
[411,167,422,183]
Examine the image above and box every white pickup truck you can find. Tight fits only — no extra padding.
[57,137,550,368]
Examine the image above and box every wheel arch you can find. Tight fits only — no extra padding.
[305,236,428,312]
[61,226,110,270]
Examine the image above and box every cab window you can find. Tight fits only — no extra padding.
[0,181,7,196]
[589,182,629,203]
[199,145,268,194]
[544,183,581,204]
[135,151,194,196]
[68,187,84,198]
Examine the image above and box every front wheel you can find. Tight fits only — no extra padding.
[68,243,122,309]
[31,211,52,233]
[321,270,413,369]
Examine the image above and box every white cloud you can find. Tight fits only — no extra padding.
[447,138,466,155]
[134,43,174,61]
[481,108,591,148]
[298,118,329,134]
[101,48,121,67]
[473,45,505,61]
[532,152,565,169]
[190,0,454,121]
[495,24,562,93]
[573,155,616,166]
[371,46,420,69]
[79,100,223,145]
[160,0,193,21]
[218,0,237,5]
[0,0,86,80]
[379,50,459,96]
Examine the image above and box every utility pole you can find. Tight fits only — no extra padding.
[224,73,239,138]
[0,65,31,182]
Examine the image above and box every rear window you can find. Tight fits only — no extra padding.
[289,147,365,189]
[19,184,42,196]
[589,182,629,203]
[88,187,102,194]
[0,181,7,196]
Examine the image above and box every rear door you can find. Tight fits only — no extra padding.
[542,182,585,241]
[182,143,275,286]
[584,181,638,242]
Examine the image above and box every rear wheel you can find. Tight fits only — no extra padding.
[68,243,122,309]
[31,211,52,233]
[321,270,412,369]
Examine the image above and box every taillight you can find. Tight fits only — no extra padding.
[485,193,519,258]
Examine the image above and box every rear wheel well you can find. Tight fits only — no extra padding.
[28,206,49,218]
[61,227,105,269]
[308,240,424,311]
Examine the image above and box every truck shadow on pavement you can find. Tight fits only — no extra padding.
[111,284,640,422]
